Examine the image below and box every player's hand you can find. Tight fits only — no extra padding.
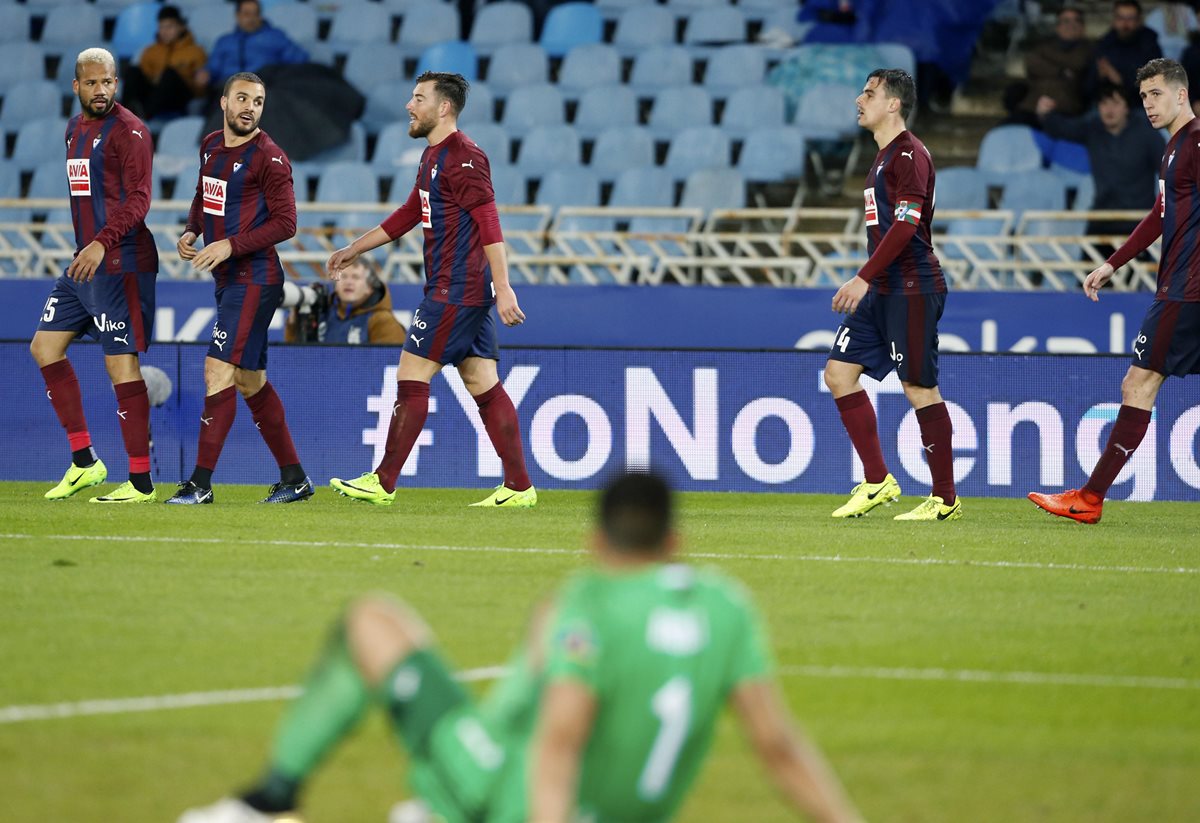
[1097,57,1121,84]
[1084,262,1115,302]
[66,240,105,282]
[495,283,526,327]
[326,245,358,280]
[832,276,869,315]
[177,231,198,261]
[191,238,233,273]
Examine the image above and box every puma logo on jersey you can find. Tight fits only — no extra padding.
[66,137,72,148]
[201,416,213,426]
[213,339,225,351]
[1114,443,1134,457]
[410,334,424,346]
[131,130,144,139]
[204,152,211,163]
[47,390,52,400]
[116,409,128,419]
[1134,345,1144,358]
[114,334,128,345]
[923,443,935,453]
[461,159,474,169]
[271,156,284,164]
[901,150,914,159]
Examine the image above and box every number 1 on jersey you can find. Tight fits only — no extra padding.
[638,676,693,800]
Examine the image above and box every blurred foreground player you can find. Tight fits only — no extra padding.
[1030,58,1200,524]
[177,473,864,823]
[30,48,158,503]
[825,69,961,521]
[327,72,534,508]
[168,72,311,505]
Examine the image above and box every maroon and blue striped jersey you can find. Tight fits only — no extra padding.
[1153,117,1200,302]
[185,129,296,288]
[65,103,158,275]
[862,131,945,295]
[380,130,497,307]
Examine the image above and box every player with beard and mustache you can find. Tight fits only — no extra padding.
[168,71,313,506]
[30,47,160,504]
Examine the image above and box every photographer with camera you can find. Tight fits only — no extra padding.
[282,259,406,345]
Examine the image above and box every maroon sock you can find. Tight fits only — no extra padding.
[41,359,92,452]
[196,386,238,473]
[834,390,888,484]
[1083,405,1151,500]
[244,382,301,470]
[114,380,151,475]
[916,402,955,505]
[475,382,531,491]
[375,380,430,493]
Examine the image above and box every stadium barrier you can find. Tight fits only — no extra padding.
[3,342,1198,501]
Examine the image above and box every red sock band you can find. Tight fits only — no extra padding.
[375,380,431,493]
[1084,405,1151,500]
[196,386,238,472]
[114,379,151,474]
[916,402,955,505]
[245,382,301,469]
[475,382,531,491]
[834,390,888,484]
[41,359,91,451]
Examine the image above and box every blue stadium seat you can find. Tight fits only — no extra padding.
[462,122,511,166]
[791,81,860,140]
[540,2,603,58]
[589,125,655,181]
[485,43,549,96]
[2,44,47,96]
[501,84,565,137]
[303,122,368,166]
[155,115,205,159]
[469,1,533,57]
[1071,175,1095,211]
[976,125,1043,186]
[935,167,990,211]
[0,81,62,135]
[558,44,622,100]
[596,0,655,21]
[648,86,713,139]
[371,122,426,179]
[490,165,528,206]
[573,85,637,139]
[738,126,805,183]
[399,3,461,59]
[703,44,767,97]
[683,7,746,47]
[110,2,160,61]
[613,5,676,56]
[998,169,1067,223]
[610,165,675,207]
[306,161,379,227]
[267,3,319,50]
[28,159,67,202]
[681,168,746,210]
[736,0,792,23]
[417,41,478,82]
[874,42,917,77]
[1048,138,1090,180]
[344,44,406,94]
[719,85,785,138]
[515,125,580,177]
[0,4,30,45]
[39,5,103,49]
[663,126,730,181]
[361,83,407,136]
[0,162,26,229]
[328,2,392,49]
[537,167,601,209]
[12,118,68,173]
[629,46,693,96]
[188,5,235,50]
[458,82,496,126]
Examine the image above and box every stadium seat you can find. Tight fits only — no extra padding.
[976,125,1043,186]
[501,84,565,137]
[327,2,392,49]
[361,83,407,136]
[515,125,580,177]
[416,41,478,82]
[458,82,496,126]
[187,5,235,50]
[703,44,767,97]
[934,167,990,211]
[307,161,379,227]
[540,3,604,58]
[610,165,676,207]
[1048,138,1091,177]
[558,44,622,100]
[589,125,655,181]
[490,165,528,206]
[155,116,205,181]
[485,43,549,96]
[629,46,694,96]
[573,85,637,139]
[398,4,462,59]
[648,86,714,139]
[462,122,510,166]
[110,2,160,61]
[596,0,655,21]
[663,126,731,181]
[469,1,533,57]
[719,85,785,139]
[536,167,601,209]
[267,3,319,50]
[737,126,805,183]
[681,168,746,210]
[304,121,368,166]
[791,81,860,140]
[2,44,48,96]
[874,42,917,77]
[12,118,68,173]
[998,168,1067,223]
[1071,175,1095,211]
[0,4,30,45]
[39,5,103,49]
[371,122,426,179]
[613,5,677,56]
[683,7,747,47]
[737,0,795,24]
[28,159,67,202]
[0,81,63,134]
[0,162,26,228]
[344,44,406,94]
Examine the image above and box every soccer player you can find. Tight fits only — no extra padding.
[1030,57,1200,524]
[166,72,312,505]
[824,69,962,522]
[29,48,158,504]
[326,72,534,508]
[177,473,864,823]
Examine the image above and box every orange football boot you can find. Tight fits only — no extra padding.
[1027,489,1103,524]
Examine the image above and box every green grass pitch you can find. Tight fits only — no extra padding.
[1,482,1197,822]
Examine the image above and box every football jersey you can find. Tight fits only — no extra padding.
[862,130,946,295]
[184,129,296,287]
[1153,117,1200,302]
[64,103,158,276]
[380,130,497,307]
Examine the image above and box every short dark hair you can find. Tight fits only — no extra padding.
[223,71,265,97]
[1114,0,1142,15]
[1136,57,1188,90]
[1096,81,1132,107]
[158,4,185,24]
[867,68,916,121]
[1058,6,1084,23]
[236,0,261,12]
[414,71,469,116]
[599,472,673,553]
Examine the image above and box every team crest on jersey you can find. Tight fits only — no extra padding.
[67,159,91,196]
[1159,179,1166,217]
[555,620,598,666]
[202,175,227,216]
[233,161,243,173]
[92,136,101,149]
[895,200,922,225]
[863,188,879,226]
[431,164,438,180]
[419,188,432,228]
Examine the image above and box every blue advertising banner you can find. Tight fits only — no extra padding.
[0,280,1158,353]
[2,342,1198,501]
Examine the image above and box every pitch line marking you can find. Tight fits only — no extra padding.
[0,532,1196,576]
[2,664,1195,726]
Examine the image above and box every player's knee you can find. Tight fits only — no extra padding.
[346,596,432,684]
[823,364,849,394]
[29,336,60,366]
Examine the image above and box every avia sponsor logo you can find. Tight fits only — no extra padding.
[202,175,227,216]
[419,188,432,228]
[863,188,878,226]
[93,313,126,333]
[67,159,91,196]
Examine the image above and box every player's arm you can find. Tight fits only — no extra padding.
[471,200,525,326]
[194,153,298,272]
[528,677,598,823]
[1088,196,1165,301]
[731,680,865,823]
[69,128,153,281]
[327,188,422,277]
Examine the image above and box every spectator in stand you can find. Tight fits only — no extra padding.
[1018,7,1094,120]
[284,259,407,345]
[196,0,308,100]
[122,6,207,121]
[1087,1,1162,102]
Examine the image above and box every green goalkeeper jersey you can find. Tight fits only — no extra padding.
[483,561,774,823]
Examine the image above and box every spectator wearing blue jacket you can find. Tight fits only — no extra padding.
[196,0,308,97]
